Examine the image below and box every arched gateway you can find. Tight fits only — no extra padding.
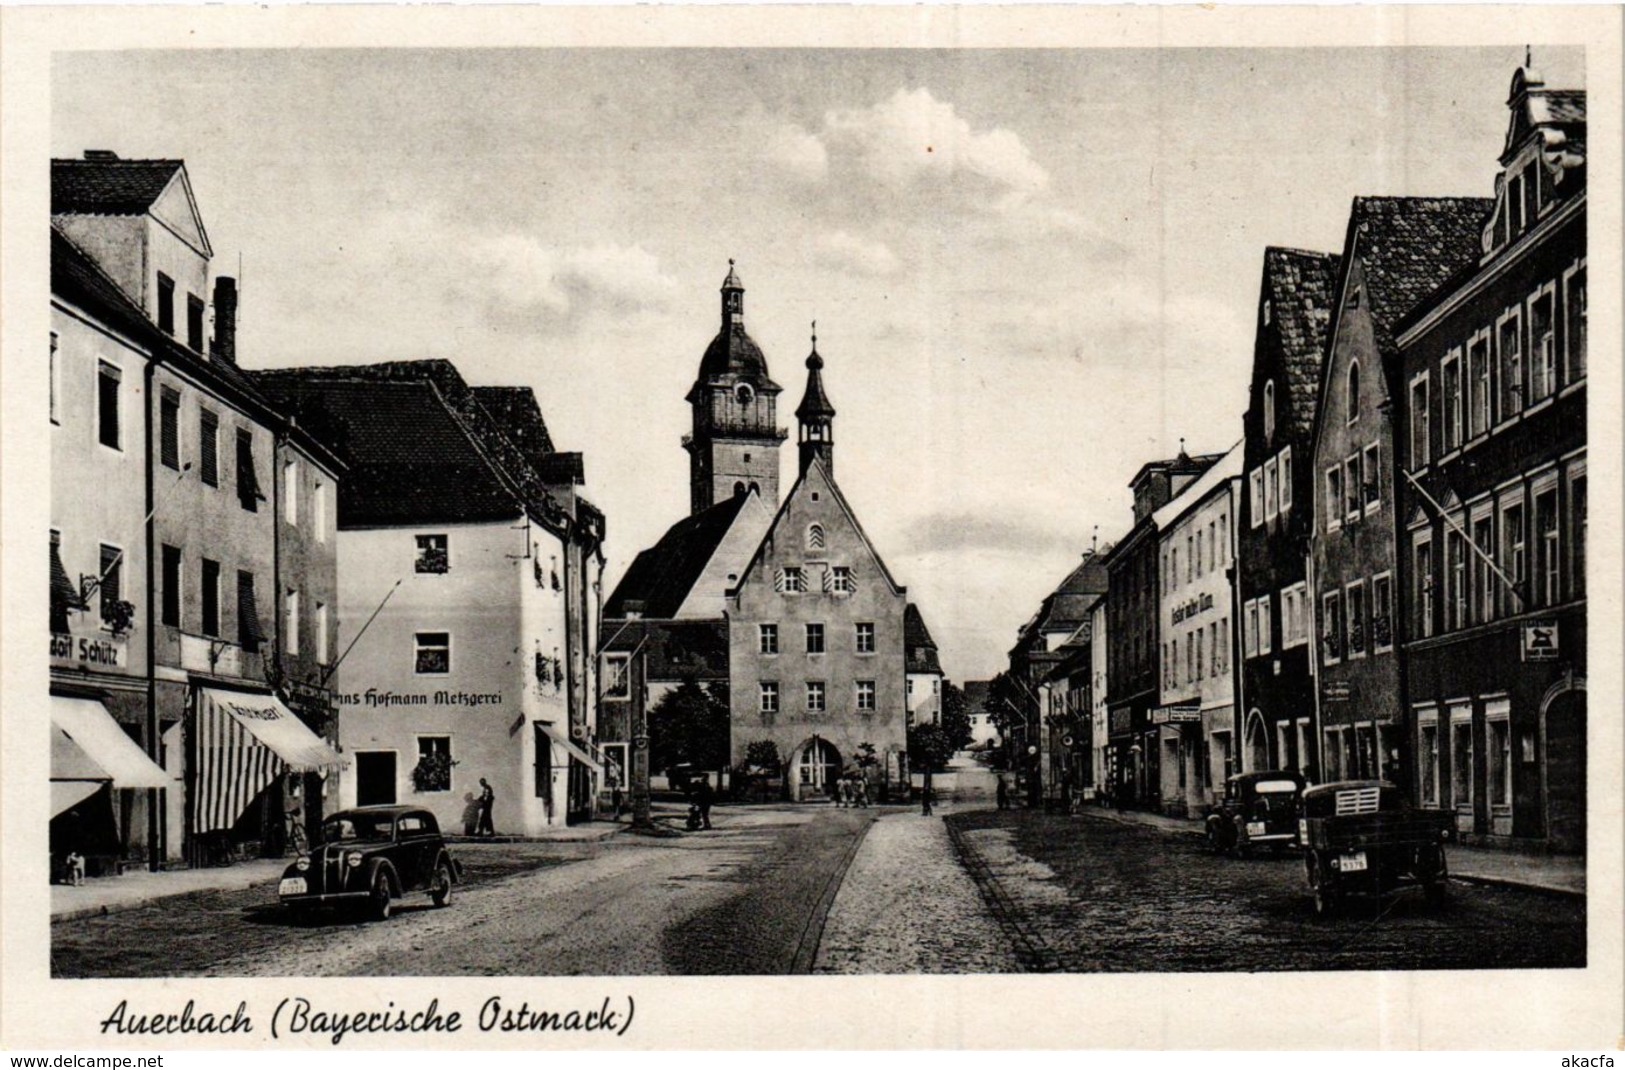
[791,737,841,802]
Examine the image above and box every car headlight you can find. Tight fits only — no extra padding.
[346,852,363,868]
[295,856,310,872]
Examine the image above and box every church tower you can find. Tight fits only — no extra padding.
[684,261,786,515]
[796,324,836,476]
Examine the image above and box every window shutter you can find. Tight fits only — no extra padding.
[821,566,834,593]
[160,388,180,469]
[774,569,786,593]
[238,571,263,651]
[200,410,219,486]
[50,533,81,632]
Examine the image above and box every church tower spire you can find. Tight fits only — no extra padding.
[684,261,786,515]
[796,322,836,477]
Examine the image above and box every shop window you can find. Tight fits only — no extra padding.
[415,534,449,574]
[1488,713,1511,808]
[413,737,453,794]
[415,631,451,675]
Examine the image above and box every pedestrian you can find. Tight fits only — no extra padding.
[837,775,850,808]
[856,774,870,808]
[477,777,496,836]
[920,774,934,816]
[608,763,625,820]
[694,773,714,830]
[63,850,86,886]
[995,772,1009,811]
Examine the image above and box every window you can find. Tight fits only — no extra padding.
[1414,534,1435,639]
[1321,591,1342,664]
[1186,534,1194,583]
[1564,262,1586,383]
[415,631,451,675]
[1409,373,1430,468]
[1529,286,1556,402]
[187,294,205,352]
[156,273,175,335]
[160,387,181,469]
[806,681,825,713]
[1418,710,1441,807]
[199,409,219,486]
[49,332,60,424]
[1346,361,1360,422]
[1170,548,1178,590]
[1501,498,1526,616]
[1194,629,1205,681]
[1468,332,1491,437]
[201,558,221,637]
[1263,380,1276,440]
[778,567,805,594]
[1362,444,1380,511]
[1499,310,1523,416]
[415,534,449,574]
[284,458,299,525]
[1257,594,1272,656]
[1249,469,1264,528]
[1451,712,1473,809]
[1440,351,1462,452]
[1343,456,1361,523]
[830,566,854,594]
[236,428,261,512]
[1325,467,1343,531]
[415,737,453,793]
[604,654,629,698]
[806,524,825,552]
[1243,600,1258,659]
[1535,486,1559,606]
[1472,512,1495,624]
[805,622,825,654]
[1265,456,1279,520]
[97,362,121,450]
[855,622,875,654]
[315,601,330,666]
[1279,448,1292,513]
[284,589,300,656]
[237,570,261,652]
[1371,574,1392,653]
[1345,581,1366,657]
[759,623,779,655]
[313,480,328,543]
[161,544,182,627]
[1446,528,1468,631]
[98,544,123,624]
[1571,472,1587,597]
[1488,708,1511,808]
[1169,637,1179,687]
[856,680,876,711]
[759,682,779,714]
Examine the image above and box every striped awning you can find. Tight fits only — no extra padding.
[536,721,603,773]
[51,697,172,817]
[192,689,341,835]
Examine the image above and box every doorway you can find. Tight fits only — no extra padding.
[796,738,841,801]
[354,751,397,807]
[1544,692,1585,853]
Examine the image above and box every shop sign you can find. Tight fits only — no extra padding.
[50,631,127,669]
[1521,621,1559,662]
[1109,708,1134,737]
[1151,705,1202,725]
[1321,682,1352,703]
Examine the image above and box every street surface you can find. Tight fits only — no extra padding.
[51,803,1583,976]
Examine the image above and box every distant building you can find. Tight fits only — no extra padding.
[905,603,945,727]
[1154,442,1242,816]
[1309,196,1491,796]
[1396,66,1587,851]
[254,361,605,833]
[961,679,1000,749]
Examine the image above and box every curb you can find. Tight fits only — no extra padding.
[943,816,1062,973]
[1448,872,1586,901]
[789,810,879,974]
[52,869,283,924]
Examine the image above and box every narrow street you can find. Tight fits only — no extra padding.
[52,801,1582,977]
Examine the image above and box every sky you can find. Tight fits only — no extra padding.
[53,45,1583,682]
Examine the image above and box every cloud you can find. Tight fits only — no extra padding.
[766,123,829,181]
[811,230,901,277]
[821,87,1050,195]
[900,509,1084,558]
[470,235,679,318]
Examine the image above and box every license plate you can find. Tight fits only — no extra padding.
[1339,852,1368,873]
[279,877,307,896]
[1246,822,1266,836]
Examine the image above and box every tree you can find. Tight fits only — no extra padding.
[743,739,781,772]
[907,722,957,774]
[938,681,973,753]
[648,678,730,775]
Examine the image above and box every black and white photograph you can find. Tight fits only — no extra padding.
[2,3,1619,1052]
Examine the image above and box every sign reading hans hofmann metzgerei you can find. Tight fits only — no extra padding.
[336,689,505,708]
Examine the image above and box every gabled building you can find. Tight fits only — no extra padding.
[904,603,945,727]
[1308,196,1492,793]
[727,337,910,800]
[1236,247,1340,777]
[1395,65,1586,851]
[253,360,605,832]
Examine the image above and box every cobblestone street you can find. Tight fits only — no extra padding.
[814,806,1023,973]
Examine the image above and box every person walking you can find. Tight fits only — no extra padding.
[995,771,1009,812]
[920,771,934,816]
[693,773,714,830]
[856,774,870,808]
[477,777,496,836]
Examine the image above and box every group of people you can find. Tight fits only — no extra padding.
[830,770,871,808]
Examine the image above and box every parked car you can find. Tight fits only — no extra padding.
[1298,780,1453,916]
[1204,771,1306,855]
[278,805,462,921]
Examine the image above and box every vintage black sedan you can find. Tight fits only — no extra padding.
[279,805,461,921]
[1204,771,1306,855]
[1299,780,1453,916]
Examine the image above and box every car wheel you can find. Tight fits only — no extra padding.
[1424,881,1448,909]
[370,870,393,921]
[430,862,453,908]
[1313,886,1338,917]
[1306,852,1336,917]
[1205,822,1222,853]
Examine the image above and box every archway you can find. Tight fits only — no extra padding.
[793,737,841,802]
[1244,709,1269,773]
[1541,676,1586,853]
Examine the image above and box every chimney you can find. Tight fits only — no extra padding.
[83,150,120,161]
[211,276,237,365]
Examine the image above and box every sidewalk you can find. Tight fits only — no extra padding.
[1084,804,1585,898]
[53,820,627,923]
